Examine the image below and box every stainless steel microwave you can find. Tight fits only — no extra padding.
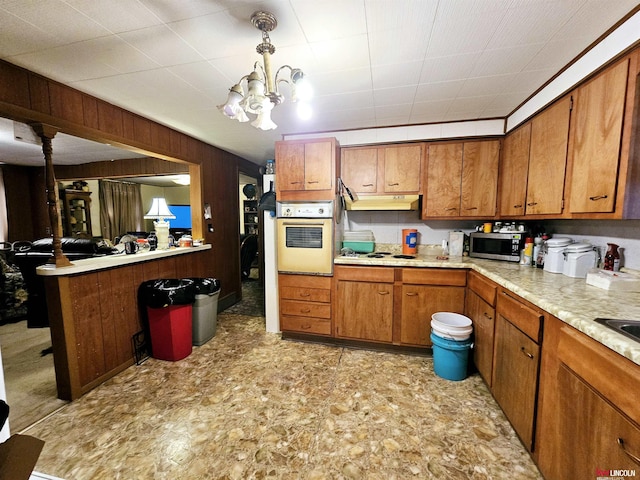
[469,232,525,262]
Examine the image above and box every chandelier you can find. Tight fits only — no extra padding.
[218,11,312,130]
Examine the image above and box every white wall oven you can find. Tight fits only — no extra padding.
[276,201,334,275]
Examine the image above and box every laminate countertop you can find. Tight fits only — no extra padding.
[335,246,640,366]
[36,244,211,276]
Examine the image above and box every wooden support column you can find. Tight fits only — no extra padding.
[30,123,72,267]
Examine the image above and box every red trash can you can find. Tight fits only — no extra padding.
[147,304,193,361]
[140,279,196,361]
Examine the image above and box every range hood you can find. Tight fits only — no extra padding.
[344,194,420,211]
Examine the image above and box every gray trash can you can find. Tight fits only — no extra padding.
[188,278,221,346]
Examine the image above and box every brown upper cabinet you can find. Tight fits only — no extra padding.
[567,55,634,216]
[275,137,339,201]
[423,139,500,218]
[499,95,571,217]
[340,144,422,194]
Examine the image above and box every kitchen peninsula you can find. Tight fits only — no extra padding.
[37,245,211,401]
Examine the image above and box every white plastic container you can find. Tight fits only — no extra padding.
[562,243,597,278]
[431,312,473,341]
[543,237,572,274]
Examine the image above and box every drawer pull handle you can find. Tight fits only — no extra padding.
[521,347,534,359]
[589,194,608,201]
[301,308,311,313]
[465,207,478,211]
[483,312,493,320]
[378,291,390,295]
[445,207,458,211]
[301,324,312,330]
[387,182,399,186]
[290,181,302,185]
[307,180,319,184]
[406,292,418,297]
[362,183,374,187]
[299,293,310,297]
[617,438,640,465]
[513,204,523,208]
[527,201,538,206]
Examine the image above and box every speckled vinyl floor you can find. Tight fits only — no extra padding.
[23,280,542,479]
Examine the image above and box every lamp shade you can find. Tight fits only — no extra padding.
[144,198,176,219]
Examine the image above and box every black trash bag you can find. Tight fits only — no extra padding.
[186,277,221,295]
[138,278,196,309]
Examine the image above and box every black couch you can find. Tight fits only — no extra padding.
[13,237,117,328]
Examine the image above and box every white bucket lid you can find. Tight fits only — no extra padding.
[431,312,472,328]
[546,237,572,247]
[564,242,592,253]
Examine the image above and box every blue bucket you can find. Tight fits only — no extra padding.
[430,332,472,381]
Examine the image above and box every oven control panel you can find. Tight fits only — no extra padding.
[276,201,334,218]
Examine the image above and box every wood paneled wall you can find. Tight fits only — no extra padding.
[0,59,261,306]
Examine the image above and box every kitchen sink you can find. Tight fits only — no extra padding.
[595,318,640,343]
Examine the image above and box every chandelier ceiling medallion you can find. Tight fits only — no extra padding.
[218,11,312,131]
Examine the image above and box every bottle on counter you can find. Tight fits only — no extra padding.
[532,236,542,268]
[603,243,620,271]
[265,159,275,174]
[521,237,534,265]
[536,233,549,269]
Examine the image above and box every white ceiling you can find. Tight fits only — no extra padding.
[0,0,639,166]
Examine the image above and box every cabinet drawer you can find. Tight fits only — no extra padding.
[280,315,331,335]
[280,286,330,303]
[497,290,543,342]
[402,268,467,286]
[468,270,497,306]
[280,299,331,319]
[278,273,332,290]
[558,324,640,425]
[334,265,394,283]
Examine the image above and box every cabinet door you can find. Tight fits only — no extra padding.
[276,142,305,191]
[461,140,500,217]
[425,143,463,216]
[492,315,540,452]
[569,58,629,213]
[465,290,495,386]
[499,123,531,216]
[400,285,465,346]
[382,145,421,193]
[546,364,640,479]
[304,141,333,191]
[335,280,393,342]
[527,95,571,215]
[341,147,378,193]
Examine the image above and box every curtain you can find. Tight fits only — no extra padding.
[0,168,7,242]
[99,180,143,242]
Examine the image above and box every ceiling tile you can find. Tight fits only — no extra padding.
[372,61,422,89]
[470,43,546,77]
[292,0,367,42]
[419,53,478,83]
[364,0,438,32]
[373,86,417,106]
[309,35,370,72]
[118,25,204,66]
[65,0,165,33]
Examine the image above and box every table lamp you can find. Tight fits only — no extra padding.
[144,197,175,250]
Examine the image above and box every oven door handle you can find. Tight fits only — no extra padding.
[280,221,327,226]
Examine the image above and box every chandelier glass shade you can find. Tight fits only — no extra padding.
[218,11,312,131]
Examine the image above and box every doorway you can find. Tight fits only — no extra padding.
[228,172,264,317]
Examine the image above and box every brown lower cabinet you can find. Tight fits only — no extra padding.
[465,271,497,386]
[491,290,544,453]
[333,265,466,347]
[279,274,332,336]
[535,316,640,479]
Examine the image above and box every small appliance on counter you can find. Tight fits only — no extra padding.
[562,243,598,278]
[469,232,524,262]
[448,231,467,257]
[342,230,375,253]
[543,237,572,273]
